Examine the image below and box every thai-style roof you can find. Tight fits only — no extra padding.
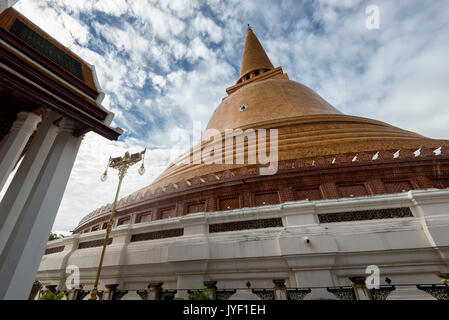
[0,8,121,141]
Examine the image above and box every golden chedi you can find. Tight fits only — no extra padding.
[75,27,449,233]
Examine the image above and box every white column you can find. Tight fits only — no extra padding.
[0,112,41,192]
[0,119,83,300]
[0,111,60,256]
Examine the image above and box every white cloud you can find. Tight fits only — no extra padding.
[129,1,186,39]
[192,13,223,43]
[93,0,128,16]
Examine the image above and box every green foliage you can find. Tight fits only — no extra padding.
[48,232,65,241]
[39,290,65,300]
[188,289,212,300]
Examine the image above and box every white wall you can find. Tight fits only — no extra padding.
[37,189,449,297]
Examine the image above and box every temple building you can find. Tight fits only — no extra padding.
[36,27,449,300]
[0,4,121,300]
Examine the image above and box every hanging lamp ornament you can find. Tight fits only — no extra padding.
[138,147,146,176]
[100,157,111,182]
[138,163,145,176]
[100,171,108,182]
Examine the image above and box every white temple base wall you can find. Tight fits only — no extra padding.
[36,189,449,299]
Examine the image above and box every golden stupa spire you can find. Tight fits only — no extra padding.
[237,26,274,84]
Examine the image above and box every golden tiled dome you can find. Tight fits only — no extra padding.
[207,78,342,132]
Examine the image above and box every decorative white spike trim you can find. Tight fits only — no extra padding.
[414,148,422,157]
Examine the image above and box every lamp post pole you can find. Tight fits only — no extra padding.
[89,149,146,300]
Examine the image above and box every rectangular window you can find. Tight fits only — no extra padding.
[384,181,412,193]
[219,197,240,210]
[254,192,280,206]
[136,213,152,223]
[117,217,130,226]
[187,202,205,214]
[159,207,176,219]
[339,185,368,198]
[296,189,321,201]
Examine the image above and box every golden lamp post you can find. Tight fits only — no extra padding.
[89,148,146,300]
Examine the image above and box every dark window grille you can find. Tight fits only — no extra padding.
[130,229,184,242]
[9,19,84,80]
[78,238,112,249]
[209,218,283,233]
[318,207,413,223]
[44,246,64,255]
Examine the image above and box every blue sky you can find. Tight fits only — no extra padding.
[6,0,449,233]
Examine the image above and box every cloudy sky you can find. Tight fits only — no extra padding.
[5,0,449,234]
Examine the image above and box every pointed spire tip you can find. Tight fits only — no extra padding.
[238,27,274,80]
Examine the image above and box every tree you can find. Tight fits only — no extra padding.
[39,290,65,300]
[188,289,212,300]
[48,232,65,241]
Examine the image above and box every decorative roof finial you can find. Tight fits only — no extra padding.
[237,26,274,81]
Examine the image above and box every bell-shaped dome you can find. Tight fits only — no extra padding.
[206,78,342,132]
[146,28,445,189]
